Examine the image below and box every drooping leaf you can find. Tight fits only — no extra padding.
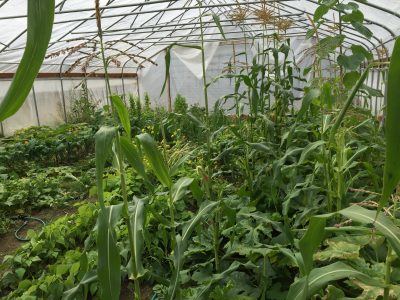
[329,66,369,144]
[110,95,131,139]
[299,217,326,275]
[171,177,194,203]
[95,126,118,209]
[339,205,400,257]
[63,270,97,300]
[97,204,124,300]
[297,88,321,120]
[0,0,55,122]
[129,197,146,279]
[212,13,226,39]
[380,37,400,209]
[195,261,241,299]
[120,136,151,188]
[167,202,218,299]
[167,235,183,300]
[287,262,384,300]
[137,133,172,188]
[298,140,325,165]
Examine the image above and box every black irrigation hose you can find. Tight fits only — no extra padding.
[11,216,45,242]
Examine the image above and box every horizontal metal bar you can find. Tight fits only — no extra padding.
[0,72,137,79]
[51,1,298,25]
[0,0,298,21]
[71,13,305,35]
[114,28,305,42]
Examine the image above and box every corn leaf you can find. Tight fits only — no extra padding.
[95,126,117,209]
[137,133,172,188]
[167,235,183,300]
[212,13,226,40]
[298,140,325,165]
[63,270,97,300]
[167,201,218,299]
[110,95,131,139]
[339,205,400,257]
[97,204,123,300]
[129,197,146,280]
[287,262,384,300]
[171,177,194,203]
[0,0,55,122]
[299,217,326,275]
[297,89,320,120]
[329,66,370,144]
[120,136,151,188]
[381,37,400,209]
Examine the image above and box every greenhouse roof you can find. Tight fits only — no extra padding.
[0,0,399,74]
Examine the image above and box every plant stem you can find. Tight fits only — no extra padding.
[383,244,392,300]
[198,1,213,201]
[169,192,176,249]
[261,255,268,299]
[213,202,221,273]
[95,2,140,298]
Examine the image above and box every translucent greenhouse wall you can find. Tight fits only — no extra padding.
[0,77,137,136]
[0,36,387,136]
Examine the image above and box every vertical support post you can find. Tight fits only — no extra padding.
[375,67,381,115]
[136,71,141,101]
[165,49,172,112]
[122,73,126,102]
[60,76,68,123]
[0,122,4,137]
[370,68,375,112]
[32,84,40,126]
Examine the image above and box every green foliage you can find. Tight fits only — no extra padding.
[67,84,100,124]
[0,123,96,174]
[173,94,188,114]
[144,92,151,112]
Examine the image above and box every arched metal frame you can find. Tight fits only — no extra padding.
[0,0,398,70]
[0,0,398,130]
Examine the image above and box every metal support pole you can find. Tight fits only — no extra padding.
[31,84,41,126]
[0,122,4,137]
[136,67,141,101]
[165,50,172,112]
[60,76,68,123]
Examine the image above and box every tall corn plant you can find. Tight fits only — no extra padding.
[287,37,400,299]
[93,2,142,299]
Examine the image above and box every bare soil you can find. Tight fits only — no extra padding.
[0,204,77,262]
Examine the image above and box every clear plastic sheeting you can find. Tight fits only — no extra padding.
[0,0,398,134]
[0,0,399,73]
[0,77,137,136]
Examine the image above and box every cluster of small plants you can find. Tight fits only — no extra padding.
[0,123,96,175]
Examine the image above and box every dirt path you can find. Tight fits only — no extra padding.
[0,204,77,262]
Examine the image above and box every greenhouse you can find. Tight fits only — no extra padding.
[0,0,399,299]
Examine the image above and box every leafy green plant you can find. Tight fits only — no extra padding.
[173,94,188,114]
